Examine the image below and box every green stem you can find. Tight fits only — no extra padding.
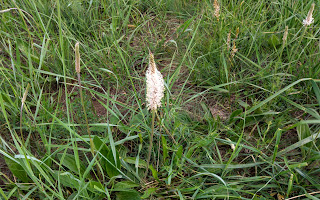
[77,72,104,181]
[77,73,94,154]
[145,110,155,179]
[20,83,30,146]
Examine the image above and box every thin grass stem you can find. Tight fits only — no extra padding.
[145,109,155,179]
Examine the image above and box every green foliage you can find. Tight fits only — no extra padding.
[116,191,141,200]
[4,157,30,183]
[0,0,320,199]
[93,136,121,178]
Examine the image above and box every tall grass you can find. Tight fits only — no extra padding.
[0,0,320,199]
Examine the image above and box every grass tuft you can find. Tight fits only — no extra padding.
[0,0,320,199]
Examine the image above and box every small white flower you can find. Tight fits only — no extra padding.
[146,51,165,111]
[303,17,314,26]
[303,3,315,26]
[226,138,235,151]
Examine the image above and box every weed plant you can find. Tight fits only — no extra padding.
[0,0,320,199]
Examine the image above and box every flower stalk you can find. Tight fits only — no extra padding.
[145,50,164,178]
[75,42,94,155]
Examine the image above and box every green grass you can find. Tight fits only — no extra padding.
[1,0,320,199]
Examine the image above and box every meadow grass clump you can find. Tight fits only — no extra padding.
[0,0,320,199]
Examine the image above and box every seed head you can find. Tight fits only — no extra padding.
[227,30,231,51]
[282,26,288,45]
[303,3,315,26]
[75,42,80,73]
[231,41,238,58]
[235,27,240,39]
[21,84,30,105]
[146,51,165,111]
[214,0,220,21]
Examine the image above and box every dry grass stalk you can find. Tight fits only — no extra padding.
[282,26,288,45]
[231,40,238,58]
[21,84,30,106]
[75,42,80,73]
[235,27,240,38]
[214,0,220,21]
[227,30,231,51]
[229,27,239,57]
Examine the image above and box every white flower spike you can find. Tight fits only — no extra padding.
[303,3,315,26]
[146,50,165,111]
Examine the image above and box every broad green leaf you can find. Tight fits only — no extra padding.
[228,109,242,124]
[141,188,157,199]
[106,149,120,178]
[114,181,139,191]
[4,157,30,183]
[185,146,197,159]
[57,153,86,175]
[149,165,159,182]
[94,136,121,178]
[176,145,183,160]
[116,190,141,200]
[124,157,147,168]
[94,135,110,173]
[129,110,147,127]
[93,136,110,159]
[52,171,80,189]
[162,135,168,162]
[88,181,105,193]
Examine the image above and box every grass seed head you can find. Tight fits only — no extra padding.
[21,84,30,105]
[235,27,240,38]
[214,0,220,21]
[303,3,315,26]
[75,42,80,73]
[231,40,238,58]
[283,26,288,45]
[146,51,165,111]
[227,30,231,51]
